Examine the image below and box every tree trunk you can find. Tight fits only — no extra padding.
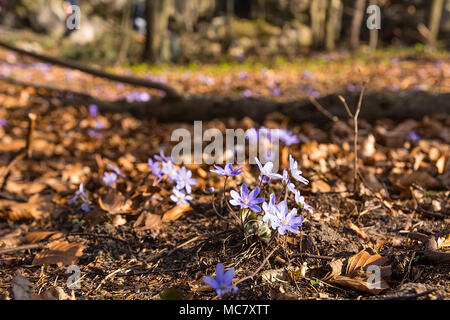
[223,0,234,53]
[428,0,444,48]
[310,0,328,48]
[369,0,379,52]
[350,0,366,50]
[142,0,169,63]
[325,0,343,51]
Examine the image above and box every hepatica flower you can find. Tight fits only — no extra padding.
[88,104,98,117]
[229,184,264,212]
[289,155,309,185]
[68,183,90,212]
[148,158,163,178]
[210,164,243,177]
[170,187,192,205]
[0,118,7,127]
[203,263,238,299]
[107,163,126,178]
[175,166,197,194]
[254,157,282,182]
[161,160,179,182]
[408,131,420,142]
[290,187,314,214]
[103,172,118,187]
[262,198,304,235]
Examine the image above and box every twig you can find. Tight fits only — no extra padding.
[338,83,366,193]
[309,97,340,123]
[290,252,334,261]
[380,289,436,300]
[235,245,279,285]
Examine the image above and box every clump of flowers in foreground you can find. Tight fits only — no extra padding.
[148,150,197,205]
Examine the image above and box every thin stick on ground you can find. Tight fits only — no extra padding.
[338,83,366,193]
[235,245,279,285]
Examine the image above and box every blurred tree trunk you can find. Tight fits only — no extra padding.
[310,0,328,48]
[118,0,133,65]
[428,0,444,48]
[223,0,234,53]
[252,0,266,20]
[350,0,366,50]
[142,0,169,63]
[369,0,378,51]
[325,0,343,50]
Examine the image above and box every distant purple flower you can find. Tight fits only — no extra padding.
[203,263,238,299]
[107,163,126,178]
[139,92,151,102]
[175,166,197,194]
[0,118,7,127]
[94,121,105,129]
[238,71,248,80]
[289,155,309,185]
[148,158,163,178]
[170,188,192,205]
[68,183,90,212]
[301,70,312,79]
[88,104,98,117]
[254,157,282,182]
[208,187,215,193]
[277,129,300,146]
[272,87,281,96]
[210,164,243,177]
[229,184,264,212]
[262,200,304,235]
[154,150,171,162]
[408,131,420,141]
[103,172,118,186]
[87,129,103,139]
[241,89,252,98]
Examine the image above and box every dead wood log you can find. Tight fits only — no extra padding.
[1,77,449,124]
[0,40,181,99]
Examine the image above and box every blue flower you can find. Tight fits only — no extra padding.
[408,131,420,142]
[254,157,282,182]
[262,199,304,235]
[289,186,314,214]
[229,184,264,212]
[175,166,197,194]
[68,183,90,212]
[103,172,118,186]
[148,158,163,178]
[88,104,98,117]
[210,164,243,177]
[154,150,171,162]
[203,263,238,299]
[278,129,300,146]
[0,118,7,127]
[289,155,309,185]
[161,160,179,181]
[107,163,126,178]
[170,188,193,205]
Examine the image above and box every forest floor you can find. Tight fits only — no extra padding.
[0,47,448,300]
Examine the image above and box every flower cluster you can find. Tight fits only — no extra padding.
[148,150,197,205]
[225,155,312,237]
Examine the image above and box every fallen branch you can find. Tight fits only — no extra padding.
[0,39,181,99]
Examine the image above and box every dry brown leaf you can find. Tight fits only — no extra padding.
[308,249,391,295]
[134,212,162,233]
[0,227,26,248]
[0,194,47,221]
[311,180,331,193]
[32,240,85,267]
[11,273,73,300]
[162,203,192,222]
[436,155,446,175]
[437,234,450,250]
[98,190,132,214]
[25,231,63,244]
